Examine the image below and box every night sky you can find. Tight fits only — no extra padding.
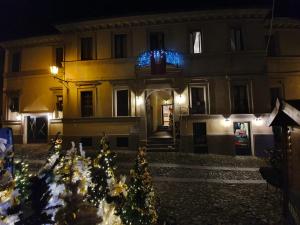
[0,0,299,42]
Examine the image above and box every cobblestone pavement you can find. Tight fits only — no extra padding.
[14,144,282,225]
[155,182,282,225]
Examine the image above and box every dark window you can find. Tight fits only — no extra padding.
[11,52,21,72]
[149,32,164,50]
[116,137,129,147]
[232,85,249,113]
[81,37,93,60]
[190,31,202,54]
[230,28,244,51]
[55,47,64,67]
[265,35,277,56]
[270,87,283,109]
[81,91,93,117]
[116,89,129,116]
[193,122,207,153]
[9,96,19,112]
[56,95,63,112]
[190,87,206,114]
[80,137,93,147]
[114,34,127,58]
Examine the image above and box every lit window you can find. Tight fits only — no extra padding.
[190,31,202,54]
[189,86,207,114]
[115,89,129,116]
[230,28,244,51]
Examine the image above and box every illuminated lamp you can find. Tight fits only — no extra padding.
[50,65,59,76]
[254,117,264,126]
[136,96,144,106]
[16,114,22,121]
[222,117,231,127]
[175,94,185,105]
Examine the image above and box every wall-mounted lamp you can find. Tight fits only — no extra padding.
[253,117,264,126]
[50,66,68,85]
[222,117,231,127]
[164,99,169,105]
[136,96,144,106]
[48,113,53,121]
[16,114,22,121]
[50,65,59,75]
[175,94,185,105]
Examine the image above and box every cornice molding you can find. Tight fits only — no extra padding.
[270,18,300,29]
[56,9,270,32]
[0,35,63,49]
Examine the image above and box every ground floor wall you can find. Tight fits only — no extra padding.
[179,114,274,156]
[1,114,275,157]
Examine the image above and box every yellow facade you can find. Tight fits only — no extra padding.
[0,9,299,155]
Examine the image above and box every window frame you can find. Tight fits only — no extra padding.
[189,84,209,115]
[113,33,128,58]
[114,87,130,117]
[79,89,95,117]
[80,36,94,60]
[10,50,21,73]
[149,31,165,51]
[54,46,64,68]
[190,30,203,54]
[230,27,244,52]
[230,81,252,114]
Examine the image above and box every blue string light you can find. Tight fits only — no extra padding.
[136,49,184,68]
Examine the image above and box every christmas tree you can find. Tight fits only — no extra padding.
[54,143,100,225]
[14,160,31,204]
[88,135,117,206]
[0,159,21,225]
[119,147,158,225]
[20,136,64,225]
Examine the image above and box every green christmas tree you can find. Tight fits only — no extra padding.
[119,147,158,225]
[88,135,117,206]
[14,160,31,204]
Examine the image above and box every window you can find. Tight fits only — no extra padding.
[11,51,21,72]
[114,34,127,58]
[149,32,164,50]
[80,37,93,60]
[270,87,283,108]
[232,85,249,113]
[116,137,129,148]
[55,47,64,67]
[190,86,207,114]
[9,96,19,112]
[81,91,93,117]
[56,95,63,112]
[115,89,129,116]
[190,31,202,54]
[230,28,244,51]
[265,35,277,56]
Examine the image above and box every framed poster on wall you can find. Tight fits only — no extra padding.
[233,122,251,155]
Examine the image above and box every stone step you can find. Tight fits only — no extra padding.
[146,147,176,152]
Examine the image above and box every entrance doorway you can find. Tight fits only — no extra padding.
[233,122,251,155]
[146,90,173,138]
[27,116,48,143]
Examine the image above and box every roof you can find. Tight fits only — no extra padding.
[268,99,300,126]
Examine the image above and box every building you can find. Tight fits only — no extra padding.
[1,9,300,155]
